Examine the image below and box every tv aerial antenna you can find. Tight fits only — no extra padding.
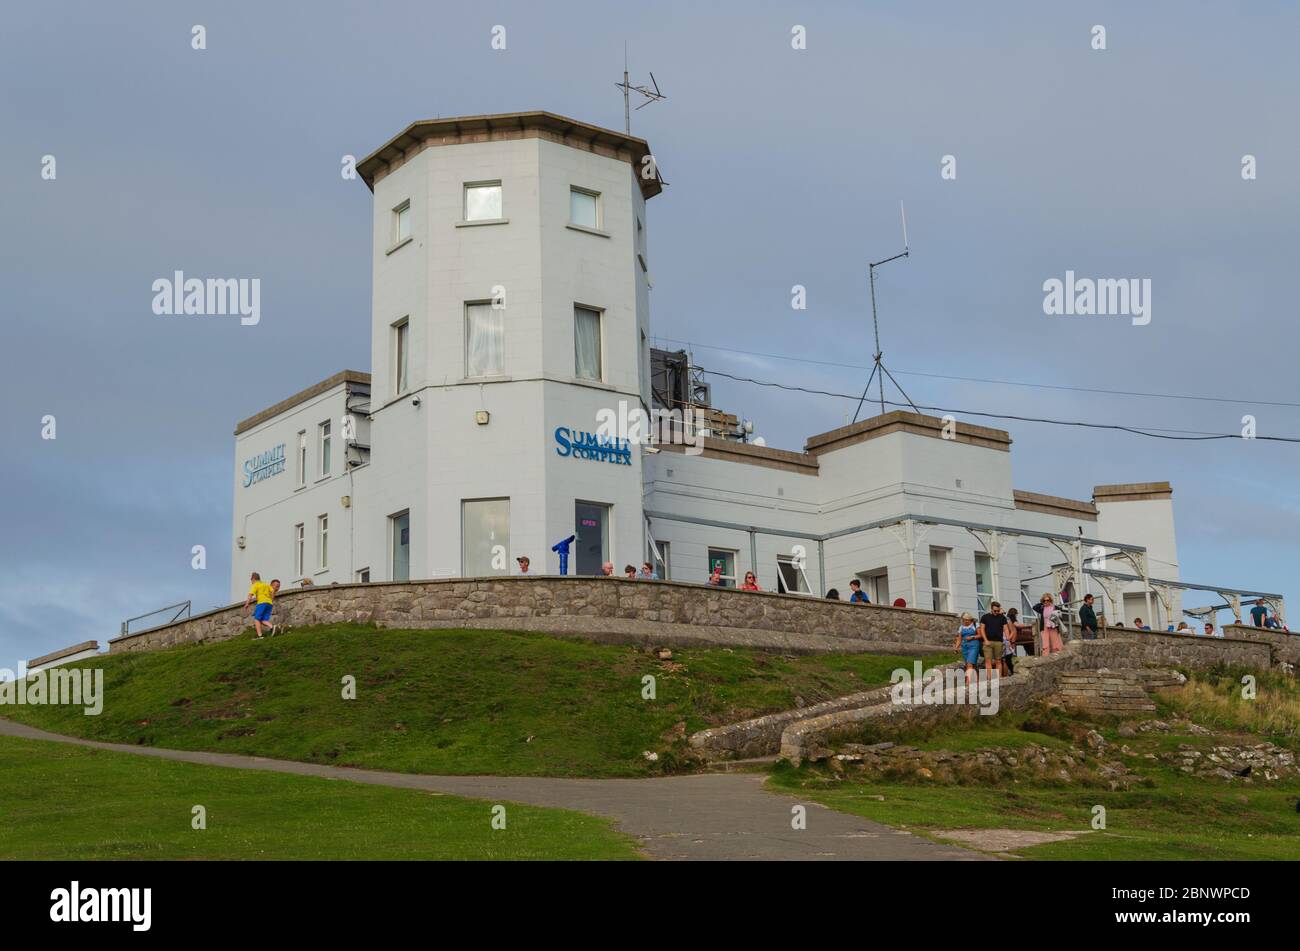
[851,201,921,423]
[615,42,666,134]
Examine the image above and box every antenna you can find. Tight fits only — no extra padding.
[615,42,667,134]
[851,202,920,423]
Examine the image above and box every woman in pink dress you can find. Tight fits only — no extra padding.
[1038,593,1063,654]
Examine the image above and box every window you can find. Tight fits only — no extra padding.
[570,187,600,229]
[861,568,890,605]
[465,302,504,377]
[296,431,307,488]
[318,420,331,477]
[393,319,409,395]
[462,499,510,576]
[574,306,602,381]
[974,553,994,614]
[648,540,670,580]
[776,555,811,595]
[317,514,329,570]
[392,200,411,246]
[293,523,305,577]
[929,547,951,612]
[463,181,502,221]
[707,548,737,587]
[391,511,410,582]
[356,568,370,583]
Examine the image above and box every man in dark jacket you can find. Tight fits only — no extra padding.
[1079,593,1099,640]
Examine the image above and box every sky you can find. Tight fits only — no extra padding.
[1,0,1297,667]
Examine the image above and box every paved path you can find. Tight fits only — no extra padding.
[0,719,984,861]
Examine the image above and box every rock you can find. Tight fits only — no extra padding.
[1117,724,1138,738]
[656,648,673,660]
[1085,730,1106,749]
[642,751,659,762]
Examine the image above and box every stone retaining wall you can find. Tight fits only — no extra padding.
[1056,669,1184,715]
[110,577,960,655]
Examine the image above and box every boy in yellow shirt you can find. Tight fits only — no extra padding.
[242,572,281,638]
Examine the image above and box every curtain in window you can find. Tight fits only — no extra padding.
[466,303,504,376]
[574,307,601,380]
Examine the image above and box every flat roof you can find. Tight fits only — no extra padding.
[29,640,99,668]
[1093,481,1173,502]
[356,111,663,199]
[234,370,371,436]
[805,410,1013,455]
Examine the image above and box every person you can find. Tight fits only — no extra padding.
[1203,622,1221,638]
[1007,607,1029,656]
[1078,593,1099,640]
[1132,617,1149,631]
[977,600,1009,678]
[954,612,982,686]
[892,597,907,608]
[708,566,724,586]
[515,555,532,575]
[623,564,638,579]
[1037,593,1063,655]
[601,561,615,577]
[825,588,841,600]
[1176,621,1191,633]
[248,577,280,639]
[1002,630,1016,675]
[1250,601,1268,627]
[740,571,761,591]
[640,562,657,580]
[551,535,576,575]
[848,579,870,604]
[299,577,314,587]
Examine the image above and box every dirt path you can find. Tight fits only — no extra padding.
[0,719,985,861]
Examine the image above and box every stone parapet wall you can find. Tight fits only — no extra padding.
[109,577,960,655]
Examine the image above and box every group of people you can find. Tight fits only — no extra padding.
[955,601,1027,682]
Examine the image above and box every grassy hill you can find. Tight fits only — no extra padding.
[2,623,939,778]
[0,736,638,860]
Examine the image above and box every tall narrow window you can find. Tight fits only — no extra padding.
[569,187,600,229]
[294,523,305,577]
[318,420,331,477]
[574,306,602,381]
[391,511,410,582]
[462,499,510,576]
[393,319,409,395]
[463,181,502,221]
[707,548,737,587]
[318,514,329,570]
[392,200,411,245]
[465,302,504,377]
[929,547,951,613]
[296,431,307,488]
[974,553,994,614]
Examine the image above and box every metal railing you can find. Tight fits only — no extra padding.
[120,600,191,638]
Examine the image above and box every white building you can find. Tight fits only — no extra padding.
[230,111,1196,629]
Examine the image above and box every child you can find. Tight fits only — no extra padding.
[1002,632,1016,674]
[250,578,280,638]
[954,612,983,685]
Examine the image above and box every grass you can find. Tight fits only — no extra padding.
[768,708,1300,860]
[1156,665,1300,749]
[1,623,939,778]
[0,736,639,860]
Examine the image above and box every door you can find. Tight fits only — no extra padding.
[575,501,610,575]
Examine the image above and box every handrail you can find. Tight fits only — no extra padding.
[120,600,191,637]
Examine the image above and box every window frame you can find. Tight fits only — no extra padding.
[569,186,602,230]
[707,547,738,588]
[929,546,952,613]
[318,420,332,478]
[317,514,330,571]
[392,199,411,246]
[573,304,604,382]
[296,430,307,488]
[462,180,503,222]
[974,552,994,614]
[390,510,411,582]
[293,523,305,577]
[776,554,812,595]
[464,300,505,378]
[393,317,410,396]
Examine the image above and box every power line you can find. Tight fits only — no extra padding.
[653,336,1300,410]
[695,366,1300,443]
